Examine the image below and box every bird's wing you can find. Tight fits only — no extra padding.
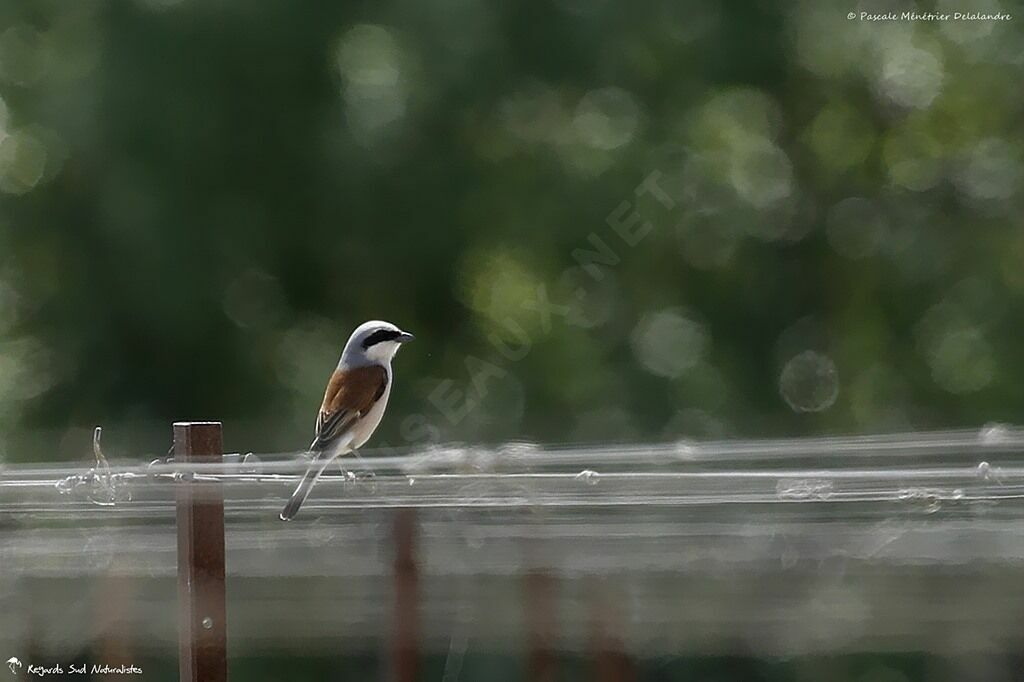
[310,364,388,452]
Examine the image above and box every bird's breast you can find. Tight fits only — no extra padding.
[349,370,392,449]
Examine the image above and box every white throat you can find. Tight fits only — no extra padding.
[364,340,400,364]
[339,340,400,369]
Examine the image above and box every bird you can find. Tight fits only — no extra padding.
[279,320,414,521]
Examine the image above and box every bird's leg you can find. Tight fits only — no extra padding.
[334,455,355,481]
[340,449,375,482]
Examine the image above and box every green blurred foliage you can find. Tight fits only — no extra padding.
[1,0,1023,462]
[4,3,1024,680]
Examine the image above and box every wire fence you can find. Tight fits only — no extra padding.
[3,427,1024,671]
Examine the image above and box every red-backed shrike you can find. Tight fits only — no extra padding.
[279,320,414,521]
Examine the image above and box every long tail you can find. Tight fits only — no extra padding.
[279,456,332,521]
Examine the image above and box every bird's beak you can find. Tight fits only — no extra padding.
[397,331,415,343]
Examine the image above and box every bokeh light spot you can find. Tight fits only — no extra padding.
[459,248,543,330]
[927,327,995,394]
[779,351,839,413]
[0,337,59,410]
[630,308,710,379]
[693,89,782,144]
[916,298,996,394]
[336,25,402,88]
[572,87,641,151]
[334,25,410,140]
[875,42,944,109]
[0,128,47,195]
[273,318,345,427]
[955,137,1022,201]
[729,139,793,209]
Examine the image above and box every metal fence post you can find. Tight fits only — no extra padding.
[591,580,633,682]
[393,508,419,682]
[174,421,227,682]
[526,571,557,682]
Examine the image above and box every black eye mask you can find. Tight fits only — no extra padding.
[361,329,401,349]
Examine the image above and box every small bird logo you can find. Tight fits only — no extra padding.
[6,657,22,674]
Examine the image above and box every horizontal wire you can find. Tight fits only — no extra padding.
[0,428,1020,517]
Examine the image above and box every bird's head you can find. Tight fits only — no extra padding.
[342,320,415,366]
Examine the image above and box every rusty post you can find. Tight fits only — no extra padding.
[525,571,557,682]
[594,643,634,682]
[174,422,227,682]
[392,508,419,682]
[591,581,634,682]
